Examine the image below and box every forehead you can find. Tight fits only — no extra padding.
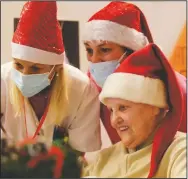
[105,98,157,112]
[105,98,136,107]
[84,40,119,47]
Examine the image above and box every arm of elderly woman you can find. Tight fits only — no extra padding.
[81,153,99,178]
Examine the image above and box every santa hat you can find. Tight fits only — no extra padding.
[99,43,185,177]
[83,1,153,51]
[12,1,64,65]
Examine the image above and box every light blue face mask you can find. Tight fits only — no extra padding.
[89,52,127,87]
[11,66,55,98]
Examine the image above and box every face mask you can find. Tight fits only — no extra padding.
[89,52,127,88]
[11,66,56,98]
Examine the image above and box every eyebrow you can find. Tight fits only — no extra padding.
[84,42,107,47]
[15,61,42,67]
[121,104,133,110]
[32,63,41,66]
[31,64,45,68]
[120,104,130,108]
[97,43,107,47]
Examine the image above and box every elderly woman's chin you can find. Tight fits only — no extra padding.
[118,130,151,149]
[116,128,132,147]
[116,127,139,148]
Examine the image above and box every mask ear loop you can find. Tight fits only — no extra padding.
[116,52,127,68]
[118,51,127,64]
[48,65,56,81]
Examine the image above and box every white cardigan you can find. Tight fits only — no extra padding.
[1,62,102,152]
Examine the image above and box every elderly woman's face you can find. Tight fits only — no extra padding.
[106,98,160,149]
[84,41,126,63]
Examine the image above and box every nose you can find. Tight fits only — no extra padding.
[22,68,30,75]
[89,52,102,63]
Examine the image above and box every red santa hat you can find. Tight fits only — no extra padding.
[99,43,185,177]
[83,1,153,51]
[12,1,64,65]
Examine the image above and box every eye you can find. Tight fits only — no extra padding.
[31,66,40,72]
[109,108,114,117]
[100,47,111,53]
[118,105,128,112]
[14,62,23,69]
[108,107,113,113]
[110,108,113,112]
[85,48,93,55]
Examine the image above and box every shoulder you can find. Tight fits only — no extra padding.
[164,132,186,177]
[65,64,98,96]
[163,132,186,162]
[65,64,89,86]
[169,132,186,150]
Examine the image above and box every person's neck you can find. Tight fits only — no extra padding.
[30,85,51,99]
[136,123,162,151]
[28,85,52,120]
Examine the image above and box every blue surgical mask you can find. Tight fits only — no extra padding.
[11,66,55,98]
[89,52,127,87]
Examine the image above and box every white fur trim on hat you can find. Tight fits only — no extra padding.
[99,73,168,108]
[83,20,149,51]
[11,42,64,65]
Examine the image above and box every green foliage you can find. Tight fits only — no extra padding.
[1,138,82,178]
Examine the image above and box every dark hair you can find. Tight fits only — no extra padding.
[122,46,134,56]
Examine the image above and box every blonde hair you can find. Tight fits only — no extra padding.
[9,67,69,125]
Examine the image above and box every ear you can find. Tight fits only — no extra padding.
[153,107,160,116]
[156,108,169,122]
[54,64,63,73]
[48,65,62,80]
[161,109,169,118]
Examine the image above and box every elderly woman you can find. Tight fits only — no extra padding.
[82,1,186,144]
[1,1,101,153]
[82,44,186,178]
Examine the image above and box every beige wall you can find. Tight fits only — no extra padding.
[1,1,186,73]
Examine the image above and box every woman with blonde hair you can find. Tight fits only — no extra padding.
[1,1,101,153]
